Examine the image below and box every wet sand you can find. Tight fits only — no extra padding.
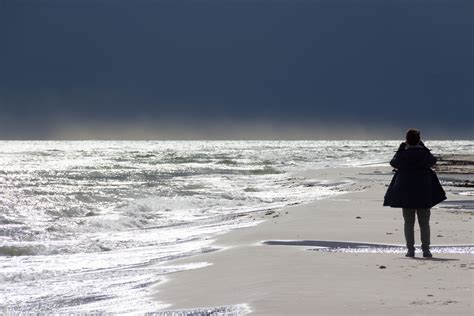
[152,164,473,315]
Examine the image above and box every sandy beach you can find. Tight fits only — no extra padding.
[153,164,473,315]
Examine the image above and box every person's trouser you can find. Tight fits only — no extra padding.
[402,208,431,252]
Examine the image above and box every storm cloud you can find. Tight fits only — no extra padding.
[1,0,472,139]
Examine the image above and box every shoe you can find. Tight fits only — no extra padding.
[405,250,415,257]
[423,250,433,258]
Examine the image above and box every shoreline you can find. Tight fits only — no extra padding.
[152,165,473,315]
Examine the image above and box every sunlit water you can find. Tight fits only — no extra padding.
[0,141,472,313]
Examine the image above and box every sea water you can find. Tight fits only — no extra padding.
[0,140,472,313]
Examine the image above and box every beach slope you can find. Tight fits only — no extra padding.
[153,166,473,315]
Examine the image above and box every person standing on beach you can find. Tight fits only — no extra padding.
[384,129,446,258]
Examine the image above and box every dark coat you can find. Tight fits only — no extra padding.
[383,144,446,208]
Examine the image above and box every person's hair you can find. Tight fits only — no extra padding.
[406,128,421,146]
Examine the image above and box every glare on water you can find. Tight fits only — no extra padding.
[0,140,472,313]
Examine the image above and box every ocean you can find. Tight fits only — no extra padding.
[0,140,472,313]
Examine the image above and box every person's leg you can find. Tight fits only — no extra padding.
[403,208,416,252]
[417,208,431,254]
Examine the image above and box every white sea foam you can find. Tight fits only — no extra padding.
[0,140,472,313]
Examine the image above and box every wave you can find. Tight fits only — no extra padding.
[0,245,45,257]
[217,158,238,165]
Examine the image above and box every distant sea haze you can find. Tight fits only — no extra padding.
[1,119,473,140]
[0,140,472,312]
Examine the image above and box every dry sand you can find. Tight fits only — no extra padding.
[153,166,473,315]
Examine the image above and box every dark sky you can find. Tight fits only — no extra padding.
[1,0,472,139]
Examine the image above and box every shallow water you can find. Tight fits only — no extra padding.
[264,240,474,254]
[149,304,251,316]
[0,140,472,313]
